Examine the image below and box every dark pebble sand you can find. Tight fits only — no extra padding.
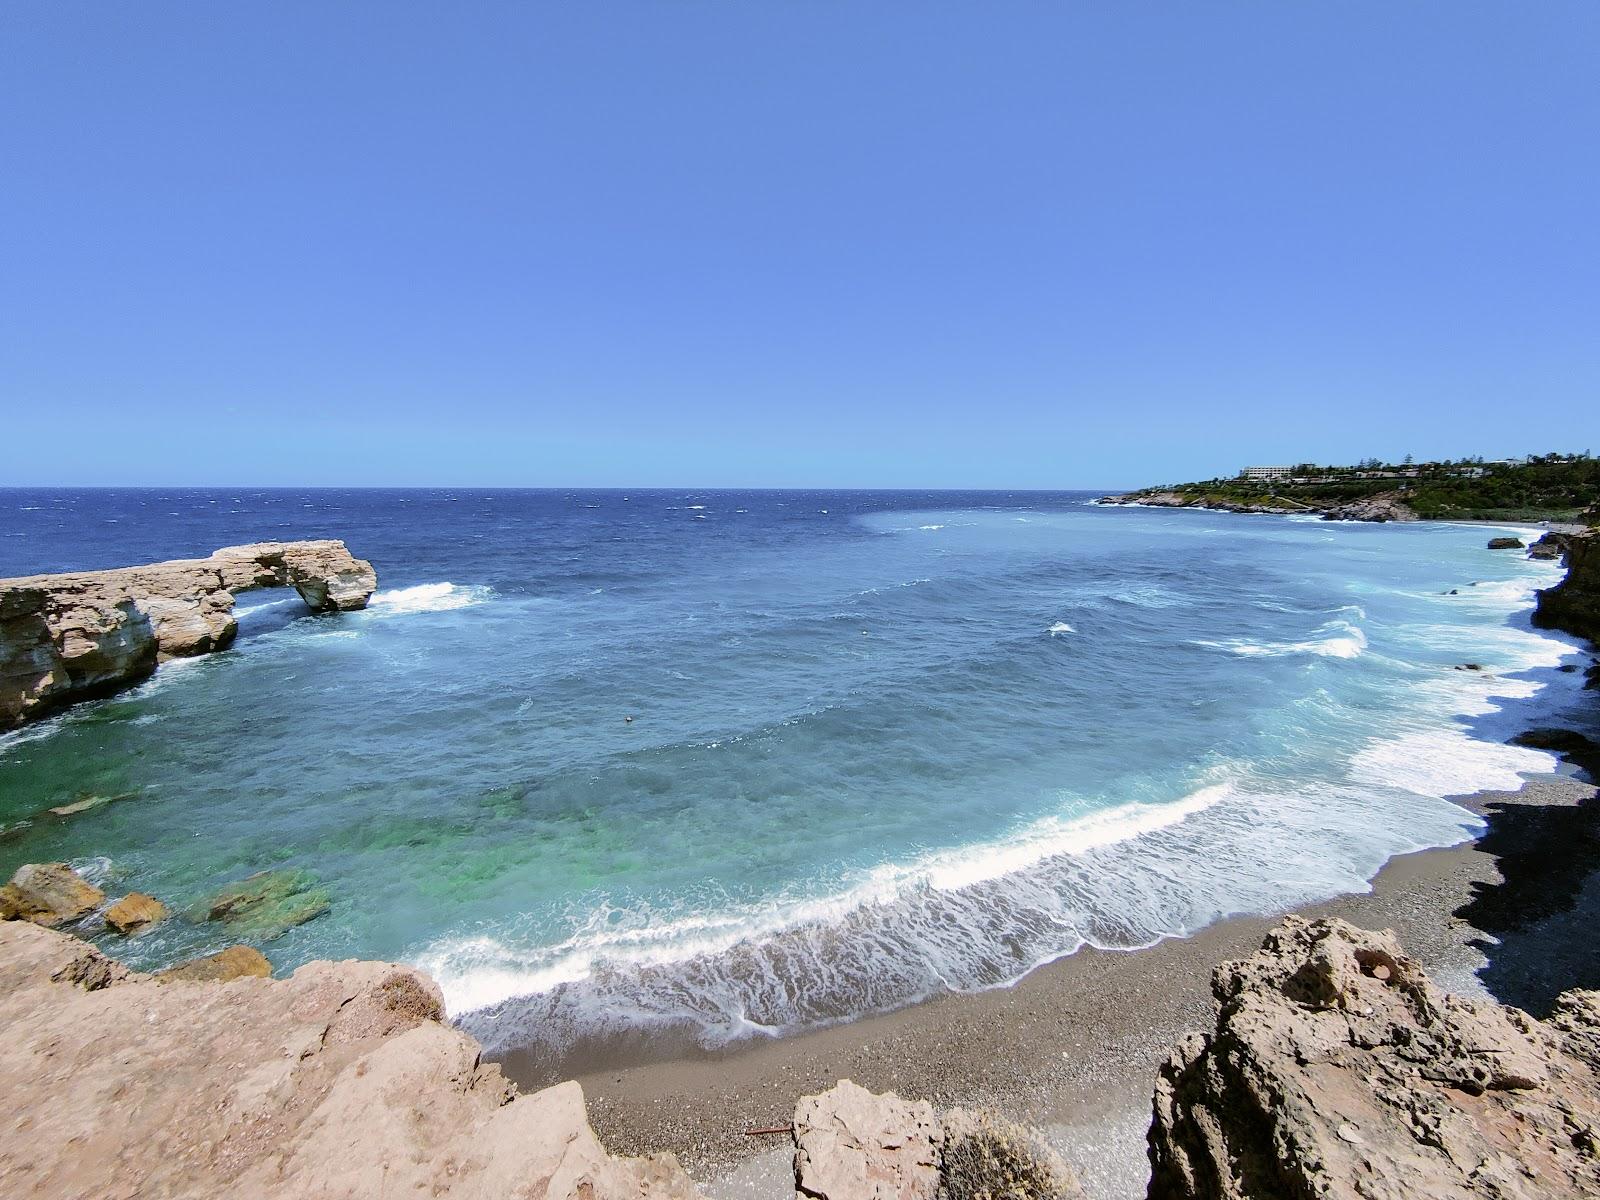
[496,753,1600,1200]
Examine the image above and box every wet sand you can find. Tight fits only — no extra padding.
[496,756,1600,1200]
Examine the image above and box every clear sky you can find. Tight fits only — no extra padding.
[3,4,1597,488]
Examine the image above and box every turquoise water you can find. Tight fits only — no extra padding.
[0,490,1587,1059]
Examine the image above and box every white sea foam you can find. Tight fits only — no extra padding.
[1047,622,1075,635]
[920,524,945,531]
[367,582,492,615]
[1350,728,1555,799]
[431,768,1485,1055]
[1194,617,1367,660]
[422,777,1236,1020]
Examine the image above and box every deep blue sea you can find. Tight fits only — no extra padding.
[0,489,1589,1061]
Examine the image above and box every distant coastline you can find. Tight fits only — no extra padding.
[1100,452,1600,525]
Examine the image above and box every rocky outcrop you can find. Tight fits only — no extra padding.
[104,891,167,935]
[792,1081,1082,1200]
[1488,535,1526,549]
[1099,491,1417,522]
[1535,528,1600,648]
[1146,916,1600,1200]
[1099,492,1309,516]
[0,540,377,729]
[1319,492,1418,522]
[0,862,104,925]
[155,943,273,982]
[0,920,701,1199]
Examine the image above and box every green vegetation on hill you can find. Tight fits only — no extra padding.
[1129,454,1600,522]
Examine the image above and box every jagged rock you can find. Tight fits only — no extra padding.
[201,867,331,939]
[0,540,377,730]
[1488,535,1527,549]
[795,1079,942,1200]
[1320,492,1418,522]
[1529,532,1569,561]
[155,944,272,981]
[0,862,104,925]
[1536,529,1600,647]
[0,920,702,1198]
[1147,916,1600,1200]
[791,1083,1084,1200]
[104,892,167,935]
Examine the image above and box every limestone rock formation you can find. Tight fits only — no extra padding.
[0,862,104,925]
[795,1080,942,1200]
[0,920,701,1199]
[1320,492,1418,522]
[104,891,167,935]
[0,540,377,729]
[155,944,274,982]
[1535,529,1600,648]
[792,1081,1083,1200]
[1488,535,1527,549]
[1146,916,1600,1200]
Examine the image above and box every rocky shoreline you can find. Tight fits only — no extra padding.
[3,526,1599,1198]
[0,540,377,730]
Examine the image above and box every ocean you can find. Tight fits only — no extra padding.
[0,488,1587,1064]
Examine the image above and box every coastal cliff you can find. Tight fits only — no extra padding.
[1147,916,1600,1199]
[0,920,698,1200]
[0,541,376,730]
[1534,529,1600,648]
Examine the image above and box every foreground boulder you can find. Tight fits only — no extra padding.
[0,862,104,925]
[155,943,272,981]
[792,1080,1082,1200]
[0,920,701,1199]
[1147,916,1600,1199]
[0,540,378,730]
[104,891,167,935]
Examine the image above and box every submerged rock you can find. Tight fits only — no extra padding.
[1147,916,1600,1199]
[202,867,331,939]
[0,920,701,1198]
[156,944,271,982]
[0,863,104,926]
[0,540,377,730]
[104,892,167,935]
[47,791,131,817]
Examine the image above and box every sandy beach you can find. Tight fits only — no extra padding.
[497,744,1600,1200]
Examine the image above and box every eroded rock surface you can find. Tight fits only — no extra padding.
[0,920,701,1199]
[0,862,104,925]
[795,1080,942,1200]
[792,1081,1083,1200]
[1146,916,1600,1200]
[1536,528,1600,648]
[0,540,377,729]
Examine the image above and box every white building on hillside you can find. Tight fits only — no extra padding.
[1239,465,1293,481]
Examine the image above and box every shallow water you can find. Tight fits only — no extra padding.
[0,489,1586,1057]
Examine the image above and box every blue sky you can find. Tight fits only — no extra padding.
[3,4,1597,488]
